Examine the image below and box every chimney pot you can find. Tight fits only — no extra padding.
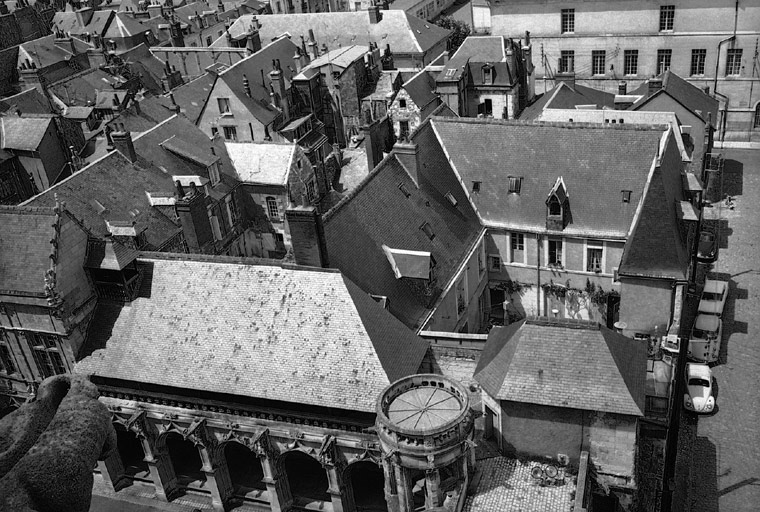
[285,206,329,268]
[112,130,137,163]
[618,81,627,95]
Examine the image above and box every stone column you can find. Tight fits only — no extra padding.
[325,463,352,512]
[393,463,413,512]
[260,453,292,512]
[146,443,179,502]
[425,468,441,509]
[198,444,234,512]
[382,457,401,512]
[97,448,130,492]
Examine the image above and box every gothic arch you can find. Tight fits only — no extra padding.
[218,439,266,493]
[344,459,387,511]
[278,448,330,503]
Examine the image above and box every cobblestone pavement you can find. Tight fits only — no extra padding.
[462,457,576,512]
[688,150,760,511]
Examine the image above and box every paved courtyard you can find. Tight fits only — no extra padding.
[687,149,760,511]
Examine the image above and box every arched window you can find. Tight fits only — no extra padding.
[548,196,562,216]
[266,197,279,219]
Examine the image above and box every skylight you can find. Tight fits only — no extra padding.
[445,191,457,207]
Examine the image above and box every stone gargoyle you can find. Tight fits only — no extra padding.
[0,374,117,512]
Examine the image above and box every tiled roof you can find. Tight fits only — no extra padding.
[323,120,482,330]
[217,11,451,56]
[84,237,139,271]
[440,36,510,83]
[217,36,299,126]
[76,256,429,413]
[0,88,54,115]
[161,72,217,124]
[474,318,646,416]
[520,82,615,120]
[630,71,719,125]
[0,116,51,151]
[429,117,666,238]
[0,206,58,296]
[299,45,369,74]
[618,147,690,280]
[104,12,149,39]
[18,35,92,69]
[225,141,294,186]
[402,68,438,109]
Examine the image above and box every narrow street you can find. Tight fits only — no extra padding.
[688,149,760,511]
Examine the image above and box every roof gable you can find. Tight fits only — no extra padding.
[630,71,719,125]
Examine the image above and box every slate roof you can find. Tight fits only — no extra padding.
[0,116,51,151]
[0,205,58,297]
[217,11,451,57]
[299,45,369,75]
[48,68,124,107]
[440,36,511,83]
[160,72,217,124]
[84,237,139,271]
[103,11,150,39]
[106,95,175,133]
[323,119,482,330]
[216,36,299,126]
[18,35,92,69]
[402,68,438,109]
[519,82,616,120]
[225,141,294,186]
[474,317,647,416]
[52,10,114,37]
[0,88,53,115]
[429,117,666,238]
[630,71,719,125]
[76,255,429,413]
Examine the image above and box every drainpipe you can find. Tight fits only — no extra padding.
[713,36,735,144]
[536,233,542,316]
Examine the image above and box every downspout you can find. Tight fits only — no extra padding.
[713,36,735,143]
[536,233,541,316]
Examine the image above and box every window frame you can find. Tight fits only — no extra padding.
[266,196,280,220]
[624,50,639,76]
[754,103,760,128]
[507,176,522,194]
[0,338,17,374]
[28,332,66,378]
[509,232,526,265]
[592,50,606,76]
[690,49,706,76]
[217,97,231,115]
[561,8,575,34]
[208,162,221,186]
[399,98,407,108]
[489,254,502,271]
[224,194,238,228]
[657,49,672,75]
[585,240,605,273]
[659,5,675,32]
[222,125,238,141]
[725,49,742,76]
[559,50,575,73]
[547,238,564,267]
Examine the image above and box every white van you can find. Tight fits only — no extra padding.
[687,314,722,363]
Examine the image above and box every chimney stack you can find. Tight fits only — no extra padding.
[361,109,383,171]
[243,74,251,97]
[393,139,421,186]
[368,5,382,24]
[269,59,289,121]
[246,23,261,54]
[175,186,214,252]
[169,15,184,47]
[285,206,329,268]
[112,127,137,163]
[307,29,319,60]
[648,78,663,97]
[618,81,627,95]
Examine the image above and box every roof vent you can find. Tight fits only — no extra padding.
[445,191,457,207]
[621,190,632,203]
[420,222,435,240]
[398,182,411,198]
[472,181,481,193]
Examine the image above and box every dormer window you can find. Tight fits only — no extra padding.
[621,190,632,203]
[508,176,522,194]
[420,222,435,240]
[546,176,569,231]
[445,191,457,207]
[483,65,493,85]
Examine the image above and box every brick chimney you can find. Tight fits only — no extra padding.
[648,78,663,97]
[246,24,261,54]
[217,0,224,13]
[618,81,627,95]
[368,5,382,24]
[285,206,329,268]
[111,127,137,163]
[169,16,184,47]
[269,59,290,121]
[361,109,383,171]
[174,183,213,252]
[393,139,420,186]
[243,73,251,97]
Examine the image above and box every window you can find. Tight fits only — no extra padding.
[621,190,632,203]
[484,98,493,116]
[223,125,238,141]
[657,49,672,75]
[613,267,620,284]
[266,197,279,219]
[206,36,212,46]
[28,333,66,378]
[207,205,222,241]
[399,120,410,140]
[399,98,407,108]
[561,9,574,34]
[483,66,493,84]
[624,50,639,76]
[660,5,674,31]
[726,49,742,76]
[211,126,218,137]
[548,239,563,266]
[472,181,481,193]
[755,103,760,128]
[548,196,562,216]
[592,50,606,76]
[208,162,221,186]
[218,97,231,114]
[0,340,16,374]
[489,255,501,271]
[691,49,706,76]
[478,243,486,274]
[225,195,238,228]
[586,243,604,273]
[398,182,411,198]
[306,180,316,201]
[510,233,524,263]
[420,222,435,240]
[508,176,522,194]
[559,50,575,73]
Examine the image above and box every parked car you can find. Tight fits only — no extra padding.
[688,314,722,363]
[698,279,728,316]
[696,231,718,263]
[683,362,715,414]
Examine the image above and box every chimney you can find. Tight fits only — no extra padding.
[269,59,289,120]
[381,0,389,8]
[246,24,261,54]
[112,128,137,163]
[169,16,184,47]
[75,7,94,28]
[300,35,310,65]
[554,72,575,89]
[285,206,329,268]
[307,29,319,60]
[217,0,224,13]
[618,81,627,95]
[243,73,251,97]
[648,78,663,97]
[368,5,382,24]
[393,139,420,186]
[175,187,213,252]
[193,11,203,30]
[702,85,710,95]
[361,109,383,171]
[293,48,303,72]
[0,1,8,15]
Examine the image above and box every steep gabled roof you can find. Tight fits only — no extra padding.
[519,82,615,120]
[429,117,665,238]
[18,34,91,69]
[402,68,438,109]
[323,120,482,330]
[0,88,53,115]
[629,71,719,125]
[159,72,217,124]
[216,11,450,56]
[475,318,646,416]
[225,141,294,186]
[439,36,518,86]
[103,11,149,39]
[76,255,429,413]
[0,116,52,151]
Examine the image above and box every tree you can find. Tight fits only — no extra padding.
[436,16,471,54]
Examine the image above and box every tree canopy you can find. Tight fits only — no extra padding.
[436,16,471,54]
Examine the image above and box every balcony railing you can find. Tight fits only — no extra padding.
[93,269,144,303]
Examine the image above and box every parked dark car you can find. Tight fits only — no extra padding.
[697,231,718,263]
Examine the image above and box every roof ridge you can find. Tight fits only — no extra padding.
[0,204,57,216]
[429,115,669,131]
[138,251,343,273]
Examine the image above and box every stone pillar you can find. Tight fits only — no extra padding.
[425,468,441,509]
[382,457,401,512]
[393,463,413,512]
[260,454,292,512]
[325,463,352,512]
[146,445,180,502]
[198,445,234,512]
[97,449,130,491]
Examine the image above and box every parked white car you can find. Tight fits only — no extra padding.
[697,280,728,317]
[688,314,722,363]
[683,363,715,414]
